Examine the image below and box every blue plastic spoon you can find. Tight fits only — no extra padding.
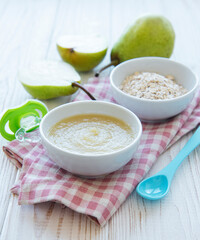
[136,126,200,200]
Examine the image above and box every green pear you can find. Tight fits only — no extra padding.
[57,35,107,72]
[18,60,81,100]
[95,15,175,76]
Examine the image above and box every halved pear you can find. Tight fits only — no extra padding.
[57,35,107,72]
[18,60,81,100]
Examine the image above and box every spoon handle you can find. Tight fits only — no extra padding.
[160,126,200,179]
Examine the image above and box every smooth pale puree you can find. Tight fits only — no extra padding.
[48,114,135,155]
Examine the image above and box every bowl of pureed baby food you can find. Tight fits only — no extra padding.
[40,101,142,177]
[110,57,199,122]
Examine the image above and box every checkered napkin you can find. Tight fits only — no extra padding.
[3,77,200,226]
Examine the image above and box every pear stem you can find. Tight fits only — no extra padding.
[95,59,119,77]
[72,82,96,100]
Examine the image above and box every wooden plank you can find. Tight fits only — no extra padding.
[0,0,61,234]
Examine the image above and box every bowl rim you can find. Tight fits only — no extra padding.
[110,57,199,103]
[39,100,142,158]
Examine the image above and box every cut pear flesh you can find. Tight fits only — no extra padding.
[18,60,81,99]
[57,35,108,71]
[57,35,107,53]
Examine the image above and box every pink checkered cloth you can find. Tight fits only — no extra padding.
[3,77,200,226]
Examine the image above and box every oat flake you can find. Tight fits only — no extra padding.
[120,72,187,100]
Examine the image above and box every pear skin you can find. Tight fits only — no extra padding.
[57,46,107,72]
[21,83,79,100]
[111,15,175,63]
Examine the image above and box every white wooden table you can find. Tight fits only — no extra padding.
[1,0,200,239]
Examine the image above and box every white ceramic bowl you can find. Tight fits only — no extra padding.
[110,57,199,122]
[40,101,142,177]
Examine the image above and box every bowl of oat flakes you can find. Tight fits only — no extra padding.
[110,57,199,122]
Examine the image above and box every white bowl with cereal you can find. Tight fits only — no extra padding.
[40,101,142,177]
[110,57,199,122]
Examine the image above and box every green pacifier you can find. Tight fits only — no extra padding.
[0,100,48,141]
